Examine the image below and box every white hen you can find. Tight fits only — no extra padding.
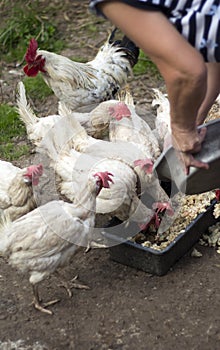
[109,89,161,160]
[17,81,129,147]
[16,81,62,147]
[0,171,113,314]
[151,88,171,150]
[90,90,173,227]
[59,98,172,219]
[59,99,125,140]
[23,29,139,112]
[38,107,172,230]
[0,160,43,221]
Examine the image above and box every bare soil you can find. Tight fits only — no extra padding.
[0,1,220,350]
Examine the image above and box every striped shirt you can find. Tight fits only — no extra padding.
[89,0,220,62]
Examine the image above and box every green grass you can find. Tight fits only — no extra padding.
[0,76,53,160]
[133,50,161,77]
[23,75,53,100]
[0,104,30,160]
[0,1,65,62]
[0,1,62,159]
[0,2,161,163]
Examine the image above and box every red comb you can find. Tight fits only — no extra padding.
[152,202,174,216]
[25,38,38,64]
[93,171,114,188]
[215,189,220,201]
[134,158,153,174]
[25,164,43,176]
[109,102,131,120]
[23,164,43,185]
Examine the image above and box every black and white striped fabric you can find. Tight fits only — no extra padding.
[89,0,220,62]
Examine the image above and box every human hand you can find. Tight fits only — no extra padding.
[178,151,209,175]
[170,125,209,175]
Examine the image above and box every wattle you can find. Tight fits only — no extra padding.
[23,64,39,77]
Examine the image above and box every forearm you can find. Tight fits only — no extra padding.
[158,62,207,152]
[100,2,208,153]
[167,71,206,131]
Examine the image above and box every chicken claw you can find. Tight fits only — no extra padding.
[32,284,60,315]
[58,275,90,297]
[85,240,107,253]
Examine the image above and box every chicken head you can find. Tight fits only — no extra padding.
[139,201,174,232]
[23,38,46,76]
[134,158,154,175]
[108,102,131,120]
[23,163,43,186]
[93,171,114,195]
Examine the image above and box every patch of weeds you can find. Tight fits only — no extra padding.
[0,0,65,63]
[23,75,53,100]
[0,104,30,160]
[133,50,161,77]
[0,143,30,161]
[83,23,98,33]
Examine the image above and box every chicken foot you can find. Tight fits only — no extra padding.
[57,274,90,297]
[32,284,60,315]
[85,240,107,253]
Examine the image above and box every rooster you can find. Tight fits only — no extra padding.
[0,160,43,221]
[0,171,113,315]
[23,29,139,112]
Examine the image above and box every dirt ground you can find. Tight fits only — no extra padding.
[0,1,220,349]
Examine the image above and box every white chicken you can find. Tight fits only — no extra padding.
[108,88,161,160]
[38,106,173,230]
[17,81,127,145]
[56,104,145,163]
[59,99,130,140]
[0,171,113,314]
[152,89,220,148]
[78,92,174,230]
[16,81,61,147]
[106,90,171,203]
[38,114,151,225]
[0,160,43,221]
[23,29,139,112]
[151,88,171,150]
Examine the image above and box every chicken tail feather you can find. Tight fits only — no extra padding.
[107,27,139,68]
[108,27,118,44]
[39,102,89,160]
[118,37,139,68]
[16,81,38,126]
[109,28,139,68]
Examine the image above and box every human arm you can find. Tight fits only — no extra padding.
[99,1,209,173]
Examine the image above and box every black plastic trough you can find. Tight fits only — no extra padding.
[104,200,219,276]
